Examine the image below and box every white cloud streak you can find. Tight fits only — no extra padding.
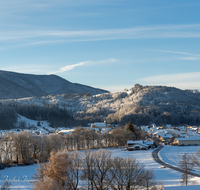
[137,72,200,90]
[153,49,200,57]
[1,64,55,74]
[150,49,200,61]
[180,57,200,61]
[50,58,119,74]
[50,61,88,74]
[1,24,200,43]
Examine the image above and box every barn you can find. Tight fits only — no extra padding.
[174,138,200,146]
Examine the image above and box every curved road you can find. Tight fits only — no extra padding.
[152,146,200,178]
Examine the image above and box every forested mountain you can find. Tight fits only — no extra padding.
[0,70,108,99]
[1,84,200,128]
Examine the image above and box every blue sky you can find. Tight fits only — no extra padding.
[0,0,200,92]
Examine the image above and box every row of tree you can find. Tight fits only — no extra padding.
[119,112,200,126]
[33,149,159,190]
[0,123,146,165]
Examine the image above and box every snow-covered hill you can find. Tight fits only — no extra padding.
[1,84,200,126]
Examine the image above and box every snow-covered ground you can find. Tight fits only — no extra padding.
[159,145,200,175]
[111,148,200,187]
[159,146,200,167]
[16,115,55,133]
[0,164,38,190]
[1,147,200,189]
[0,115,56,136]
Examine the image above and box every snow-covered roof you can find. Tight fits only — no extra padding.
[93,122,106,127]
[176,137,200,141]
[57,129,74,134]
[127,140,154,145]
[164,185,200,190]
[128,143,149,148]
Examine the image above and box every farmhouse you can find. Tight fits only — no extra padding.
[174,137,200,146]
[90,122,108,128]
[126,140,154,151]
[94,122,107,128]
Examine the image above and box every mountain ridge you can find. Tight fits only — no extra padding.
[0,70,109,99]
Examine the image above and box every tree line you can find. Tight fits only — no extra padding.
[0,104,86,130]
[0,122,146,165]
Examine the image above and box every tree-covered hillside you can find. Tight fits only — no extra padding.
[1,84,200,127]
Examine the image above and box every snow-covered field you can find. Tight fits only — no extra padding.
[66,147,194,188]
[1,147,200,189]
[159,145,200,175]
[0,164,38,189]
[159,145,200,167]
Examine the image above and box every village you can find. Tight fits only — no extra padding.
[1,114,200,150]
[1,116,200,189]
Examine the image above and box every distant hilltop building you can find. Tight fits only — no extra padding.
[90,122,107,128]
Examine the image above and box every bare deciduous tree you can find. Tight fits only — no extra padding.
[13,131,32,164]
[82,149,113,190]
[110,157,145,190]
[42,134,62,159]
[73,126,83,150]
[112,128,135,147]
[68,151,82,190]
[192,148,200,171]
[30,135,45,161]
[141,169,157,190]
[179,153,194,186]
[2,131,14,164]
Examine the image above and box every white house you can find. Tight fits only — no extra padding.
[126,140,153,151]
[94,122,107,127]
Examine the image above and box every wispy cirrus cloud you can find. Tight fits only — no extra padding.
[50,61,88,74]
[1,24,200,43]
[150,49,200,61]
[1,64,55,74]
[137,72,200,90]
[180,57,200,61]
[0,24,200,51]
[49,58,119,74]
[152,49,200,57]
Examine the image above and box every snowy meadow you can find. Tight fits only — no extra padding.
[1,146,200,189]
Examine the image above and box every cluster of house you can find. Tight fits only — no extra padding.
[141,124,200,146]
[124,124,200,151]
[0,121,117,138]
[1,118,200,148]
